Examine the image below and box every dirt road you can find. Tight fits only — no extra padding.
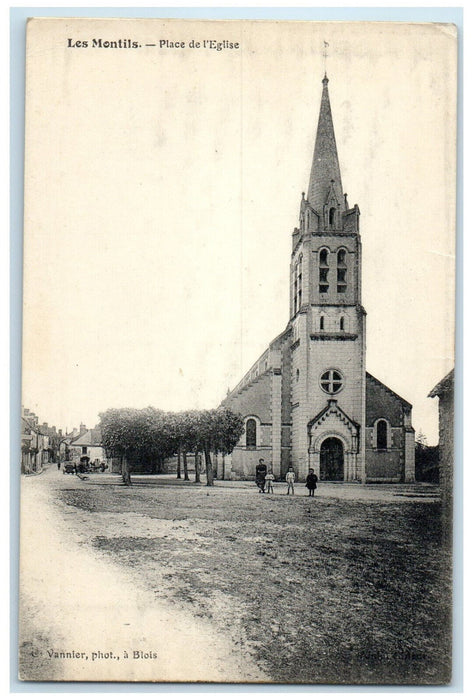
[18,467,449,685]
[19,466,267,682]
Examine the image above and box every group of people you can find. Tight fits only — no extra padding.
[58,456,107,473]
[255,459,318,496]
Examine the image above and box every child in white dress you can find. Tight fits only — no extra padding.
[264,468,275,494]
[285,466,296,495]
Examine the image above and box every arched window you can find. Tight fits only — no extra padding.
[340,317,344,331]
[293,255,303,313]
[320,316,325,330]
[376,420,388,450]
[329,207,336,226]
[319,248,329,293]
[245,418,257,448]
[337,248,347,293]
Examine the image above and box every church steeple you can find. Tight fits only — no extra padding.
[307,75,345,217]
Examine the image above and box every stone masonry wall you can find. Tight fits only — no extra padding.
[365,373,412,482]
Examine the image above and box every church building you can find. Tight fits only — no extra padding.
[221,74,415,484]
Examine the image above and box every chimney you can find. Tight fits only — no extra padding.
[80,422,87,435]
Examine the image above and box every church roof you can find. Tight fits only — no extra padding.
[366,372,412,408]
[307,75,345,215]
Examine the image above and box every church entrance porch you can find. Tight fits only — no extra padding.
[320,437,344,481]
[306,400,361,482]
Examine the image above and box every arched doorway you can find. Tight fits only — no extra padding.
[320,437,344,481]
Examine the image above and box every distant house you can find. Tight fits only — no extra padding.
[429,369,454,544]
[21,408,52,473]
[69,426,108,464]
[59,424,86,461]
[21,417,40,473]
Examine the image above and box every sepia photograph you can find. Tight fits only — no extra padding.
[19,17,456,684]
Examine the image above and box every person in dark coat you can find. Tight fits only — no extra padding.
[305,468,318,497]
[255,458,267,493]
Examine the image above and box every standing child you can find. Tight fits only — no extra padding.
[264,467,275,494]
[305,468,318,497]
[285,466,296,495]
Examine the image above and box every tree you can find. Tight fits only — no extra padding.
[99,405,243,487]
[213,407,245,458]
[176,410,201,482]
[99,408,141,485]
[146,408,177,471]
[415,432,439,483]
[416,429,428,447]
[195,410,216,486]
[182,450,189,481]
[167,411,187,479]
[194,408,244,486]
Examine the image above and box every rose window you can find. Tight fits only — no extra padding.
[320,369,344,394]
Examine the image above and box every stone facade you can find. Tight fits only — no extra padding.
[429,370,454,544]
[365,373,416,483]
[222,75,415,483]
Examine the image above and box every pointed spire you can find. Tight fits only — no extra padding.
[307,75,344,215]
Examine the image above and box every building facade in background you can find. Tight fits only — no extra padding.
[429,369,454,542]
[21,407,57,473]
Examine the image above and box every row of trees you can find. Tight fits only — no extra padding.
[99,406,244,486]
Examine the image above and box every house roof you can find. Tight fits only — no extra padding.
[21,416,41,434]
[70,427,103,447]
[428,369,454,398]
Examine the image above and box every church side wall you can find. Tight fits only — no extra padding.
[365,427,405,481]
[221,372,273,478]
[280,338,293,477]
[223,372,272,423]
[290,316,309,480]
[365,376,411,482]
[366,378,406,426]
[271,371,282,478]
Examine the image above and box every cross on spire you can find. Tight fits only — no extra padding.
[323,40,329,76]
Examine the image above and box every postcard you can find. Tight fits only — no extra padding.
[20,18,456,683]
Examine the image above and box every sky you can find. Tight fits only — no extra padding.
[22,19,456,443]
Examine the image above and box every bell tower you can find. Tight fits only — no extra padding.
[290,74,366,482]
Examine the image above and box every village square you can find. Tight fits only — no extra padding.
[19,66,454,684]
